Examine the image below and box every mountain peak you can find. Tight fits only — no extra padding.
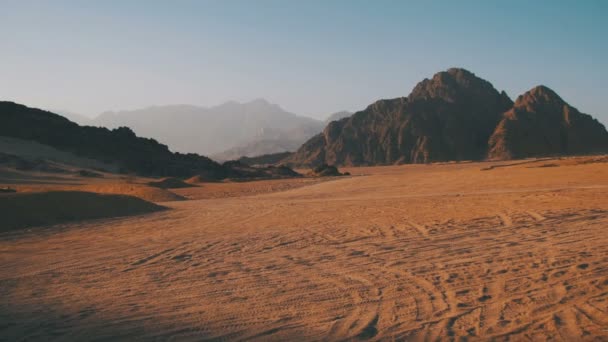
[408,68,501,104]
[445,67,476,79]
[514,85,566,112]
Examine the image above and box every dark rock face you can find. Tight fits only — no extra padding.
[288,69,608,166]
[488,86,608,159]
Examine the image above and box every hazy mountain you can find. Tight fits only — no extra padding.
[211,110,353,161]
[287,68,608,166]
[91,99,325,156]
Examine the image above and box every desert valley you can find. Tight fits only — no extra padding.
[1,65,608,341]
[2,2,608,340]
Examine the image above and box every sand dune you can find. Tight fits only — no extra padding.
[147,177,196,189]
[0,157,607,340]
[78,183,187,202]
[0,191,164,232]
[175,177,336,200]
[12,183,186,203]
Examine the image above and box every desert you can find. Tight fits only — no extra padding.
[1,155,607,340]
[2,2,608,340]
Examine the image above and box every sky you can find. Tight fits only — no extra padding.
[1,0,607,123]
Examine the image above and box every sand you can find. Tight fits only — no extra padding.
[12,183,186,203]
[174,177,336,200]
[147,177,196,189]
[0,191,165,232]
[0,156,607,340]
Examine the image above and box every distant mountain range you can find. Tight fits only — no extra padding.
[7,68,605,169]
[286,68,608,166]
[86,100,325,157]
[54,102,351,161]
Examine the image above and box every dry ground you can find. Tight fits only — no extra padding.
[1,157,608,341]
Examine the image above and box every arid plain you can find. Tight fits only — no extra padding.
[1,157,608,341]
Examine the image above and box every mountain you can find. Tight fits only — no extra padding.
[488,86,608,159]
[212,110,352,161]
[211,138,304,161]
[288,68,513,166]
[0,101,301,179]
[92,99,325,156]
[287,68,608,166]
[325,111,352,124]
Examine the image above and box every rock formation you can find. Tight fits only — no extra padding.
[488,86,608,159]
[288,68,608,166]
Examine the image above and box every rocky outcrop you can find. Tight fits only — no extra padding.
[488,86,608,159]
[288,68,608,166]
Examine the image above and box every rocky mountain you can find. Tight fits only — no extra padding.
[92,99,325,156]
[287,68,608,166]
[0,101,300,179]
[488,86,608,159]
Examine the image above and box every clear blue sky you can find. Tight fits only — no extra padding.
[1,0,607,123]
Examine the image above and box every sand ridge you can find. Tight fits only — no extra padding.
[0,191,165,232]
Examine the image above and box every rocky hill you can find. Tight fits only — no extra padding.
[287,68,608,166]
[0,102,300,179]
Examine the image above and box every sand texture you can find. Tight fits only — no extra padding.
[1,157,607,340]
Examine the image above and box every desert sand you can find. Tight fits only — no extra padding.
[1,157,607,340]
[0,191,164,232]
